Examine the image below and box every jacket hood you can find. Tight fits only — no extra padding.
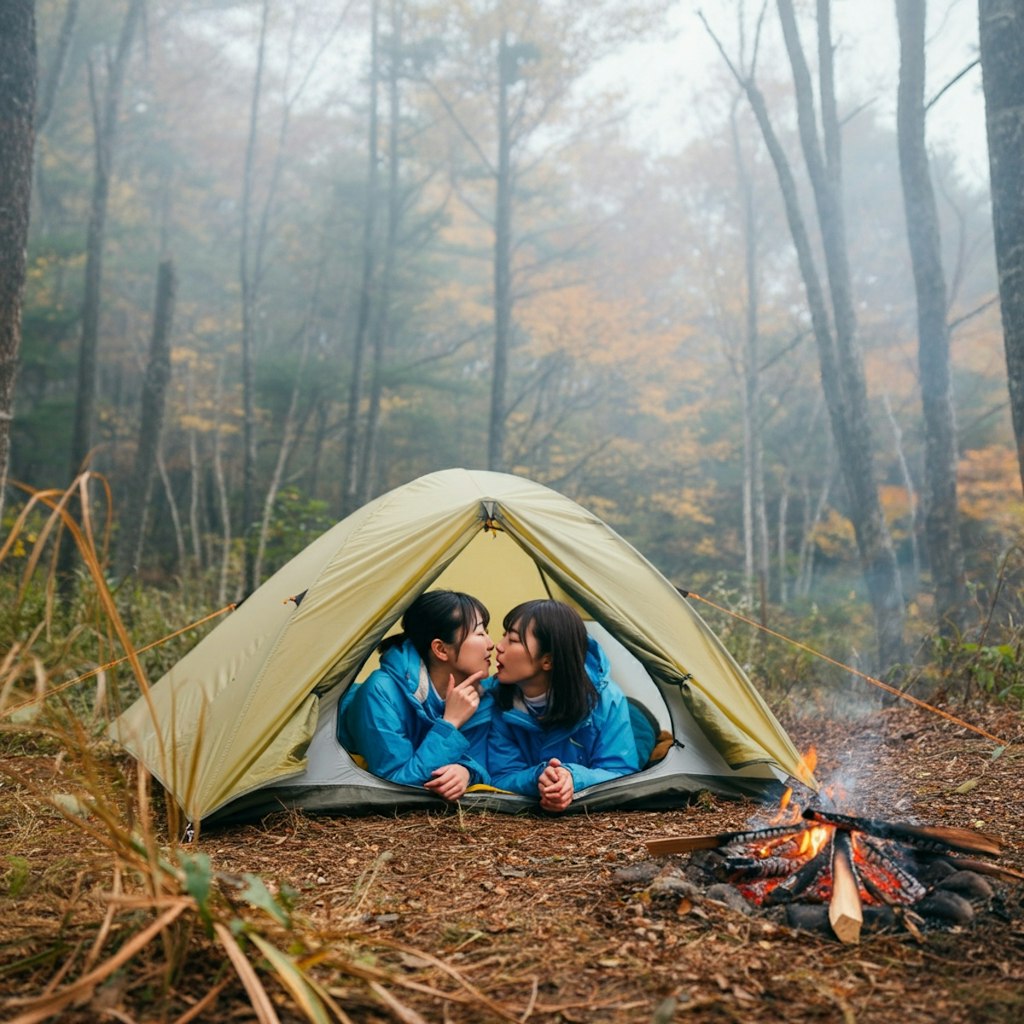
[379,638,432,704]
[584,635,611,693]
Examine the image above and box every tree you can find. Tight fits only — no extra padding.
[238,0,271,595]
[421,0,665,473]
[341,0,381,515]
[895,0,967,631]
[706,1,906,667]
[67,0,144,484]
[114,258,176,581]
[979,0,1024,494]
[0,0,37,523]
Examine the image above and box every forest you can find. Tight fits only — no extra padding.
[2,1,1024,1022]
[2,0,1019,662]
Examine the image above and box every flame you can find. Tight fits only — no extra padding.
[728,753,928,912]
[784,744,819,787]
[798,824,831,858]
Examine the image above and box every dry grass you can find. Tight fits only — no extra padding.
[2,479,1023,1022]
[3,703,1023,1023]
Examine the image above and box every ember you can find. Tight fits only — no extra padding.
[644,777,1023,944]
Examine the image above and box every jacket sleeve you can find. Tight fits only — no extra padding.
[486,711,546,796]
[459,694,494,786]
[560,685,641,792]
[349,675,472,787]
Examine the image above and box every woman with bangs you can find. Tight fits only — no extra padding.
[489,599,640,812]
[337,589,495,801]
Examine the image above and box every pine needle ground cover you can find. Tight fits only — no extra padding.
[2,704,1023,1023]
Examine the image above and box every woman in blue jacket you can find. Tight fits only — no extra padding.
[337,590,495,801]
[489,599,639,812]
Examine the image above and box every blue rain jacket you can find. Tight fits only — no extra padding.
[336,639,494,787]
[487,637,640,796]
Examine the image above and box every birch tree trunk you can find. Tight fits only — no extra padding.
[896,0,966,631]
[0,0,36,524]
[114,258,176,581]
[979,0,1024,493]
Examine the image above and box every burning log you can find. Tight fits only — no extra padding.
[644,822,811,857]
[855,837,928,903]
[764,841,833,905]
[719,854,808,881]
[829,830,863,944]
[802,809,1001,857]
[640,800,1016,942]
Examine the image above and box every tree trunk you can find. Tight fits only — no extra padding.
[67,0,143,483]
[730,99,770,617]
[156,446,188,582]
[253,320,315,585]
[114,258,176,582]
[239,0,271,596]
[58,0,142,591]
[342,0,381,515]
[774,0,905,668]
[211,360,233,607]
[32,0,78,236]
[882,391,922,591]
[0,0,37,525]
[896,0,967,632]
[35,0,78,136]
[489,30,514,473]
[359,0,403,507]
[979,0,1024,493]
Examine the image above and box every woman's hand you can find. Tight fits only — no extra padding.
[538,757,574,813]
[442,670,486,729]
[424,763,471,801]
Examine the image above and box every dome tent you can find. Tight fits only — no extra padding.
[110,469,814,824]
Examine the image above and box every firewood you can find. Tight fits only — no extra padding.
[644,823,809,856]
[829,831,863,944]
[943,857,1024,883]
[764,842,833,905]
[803,808,1001,857]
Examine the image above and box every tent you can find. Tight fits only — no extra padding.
[110,469,815,824]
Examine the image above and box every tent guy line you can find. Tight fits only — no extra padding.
[687,592,1007,747]
[6,583,1005,751]
[0,603,236,722]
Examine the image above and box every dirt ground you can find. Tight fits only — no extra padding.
[3,701,1024,1023]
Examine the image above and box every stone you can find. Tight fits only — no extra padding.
[936,870,994,902]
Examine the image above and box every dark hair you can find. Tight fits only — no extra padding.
[496,599,596,728]
[380,590,489,665]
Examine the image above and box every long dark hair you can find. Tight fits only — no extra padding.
[380,590,489,665]
[496,599,596,728]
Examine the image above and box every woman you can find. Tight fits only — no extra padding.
[337,590,494,801]
[489,599,640,812]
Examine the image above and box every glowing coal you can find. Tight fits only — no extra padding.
[643,758,1021,943]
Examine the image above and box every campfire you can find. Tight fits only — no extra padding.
[644,755,1023,944]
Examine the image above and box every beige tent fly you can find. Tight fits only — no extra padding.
[110,469,815,824]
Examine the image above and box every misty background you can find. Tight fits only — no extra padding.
[8,0,1018,673]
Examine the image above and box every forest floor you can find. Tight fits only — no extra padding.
[3,700,1024,1023]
